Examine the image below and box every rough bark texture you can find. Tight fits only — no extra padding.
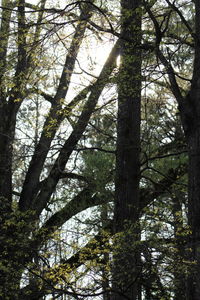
[113,0,142,299]
[185,95,200,300]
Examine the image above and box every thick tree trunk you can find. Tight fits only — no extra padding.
[0,103,20,299]
[182,0,200,288]
[0,213,29,299]
[113,1,142,299]
[185,3,200,298]
[185,124,200,300]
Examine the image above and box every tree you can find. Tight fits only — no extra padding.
[0,1,119,298]
[0,0,194,299]
[143,1,200,298]
[113,0,142,299]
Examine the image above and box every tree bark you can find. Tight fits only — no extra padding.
[113,1,142,299]
[185,115,200,300]
[179,2,200,298]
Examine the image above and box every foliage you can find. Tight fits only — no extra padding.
[0,0,196,299]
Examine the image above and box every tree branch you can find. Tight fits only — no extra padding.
[144,0,184,106]
[19,3,94,212]
[32,40,120,216]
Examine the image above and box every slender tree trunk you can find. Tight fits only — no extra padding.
[113,1,142,299]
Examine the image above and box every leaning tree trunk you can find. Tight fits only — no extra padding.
[113,0,142,299]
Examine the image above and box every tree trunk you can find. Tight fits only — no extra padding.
[113,1,142,299]
[147,0,200,297]
[186,123,200,300]
[185,3,200,297]
[0,105,13,204]
[172,196,187,300]
[0,215,28,299]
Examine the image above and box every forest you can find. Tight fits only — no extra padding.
[0,0,198,299]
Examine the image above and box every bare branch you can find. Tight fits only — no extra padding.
[32,40,120,216]
[19,3,94,212]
